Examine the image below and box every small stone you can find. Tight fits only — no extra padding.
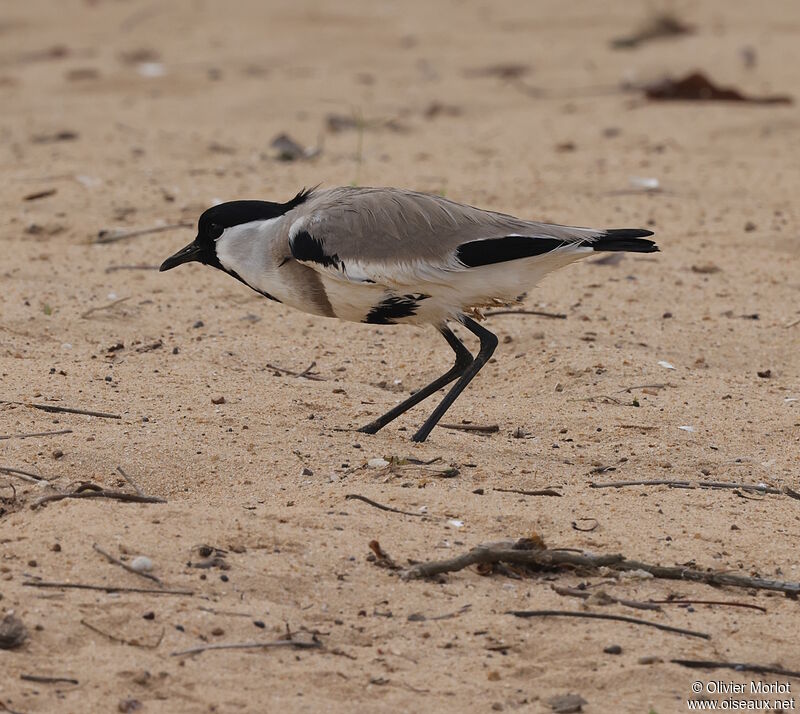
[744,221,756,232]
[603,644,622,655]
[118,699,142,713]
[211,627,225,636]
[142,611,155,620]
[662,311,673,319]
[637,655,662,665]
[193,320,204,328]
[487,670,501,681]
[211,395,225,405]
[0,613,28,649]
[472,488,484,495]
[301,467,313,476]
[547,693,586,713]
[368,458,390,468]
[27,559,37,567]
[554,383,564,392]
[253,620,265,628]
[51,543,61,552]
[757,369,771,379]
[132,670,150,685]
[52,449,64,459]
[130,556,153,573]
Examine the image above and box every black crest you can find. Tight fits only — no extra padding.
[198,188,315,238]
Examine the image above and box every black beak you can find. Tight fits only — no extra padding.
[160,239,204,272]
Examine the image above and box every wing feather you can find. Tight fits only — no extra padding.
[288,187,603,286]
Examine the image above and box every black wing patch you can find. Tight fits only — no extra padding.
[364,294,430,324]
[591,229,657,253]
[291,230,341,269]
[455,236,566,268]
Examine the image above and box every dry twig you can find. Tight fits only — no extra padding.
[116,465,145,497]
[494,487,562,497]
[510,609,709,639]
[400,541,800,596]
[0,465,51,483]
[345,494,423,517]
[1,401,121,419]
[33,489,165,508]
[485,309,567,319]
[671,660,800,679]
[590,479,782,494]
[20,674,79,685]
[552,584,661,611]
[23,580,192,596]
[171,635,322,657]
[0,429,73,441]
[439,423,499,433]
[81,619,164,648]
[81,296,131,319]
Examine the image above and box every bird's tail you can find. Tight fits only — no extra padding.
[591,228,658,253]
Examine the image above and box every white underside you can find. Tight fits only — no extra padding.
[321,244,592,324]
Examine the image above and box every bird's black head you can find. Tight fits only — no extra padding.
[159,189,314,273]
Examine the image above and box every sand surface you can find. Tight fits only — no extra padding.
[2,1,799,712]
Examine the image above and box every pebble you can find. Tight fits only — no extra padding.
[130,556,153,573]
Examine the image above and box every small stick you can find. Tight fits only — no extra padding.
[171,637,323,657]
[264,362,325,381]
[494,487,562,497]
[509,609,710,639]
[81,619,164,648]
[345,494,423,517]
[0,429,73,441]
[92,544,162,585]
[23,580,192,596]
[485,309,567,319]
[95,222,193,244]
[20,674,79,685]
[617,384,670,393]
[672,660,800,679]
[649,598,767,613]
[784,486,800,501]
[116,465,145,497]
[105,264,159,273]
[590,479,782,494]
[552,584,661,611]
[33,490,165,508]
[439,423,499,433]
[784,317,800,329]
[0,401,122,419]
[400,542,800,595]
[80,296,130,319]
[0,465,51,483]
[198,606,253,618]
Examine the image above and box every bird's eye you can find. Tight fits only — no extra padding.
[208,223,223,239]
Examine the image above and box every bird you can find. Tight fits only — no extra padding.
[160,186,657,442]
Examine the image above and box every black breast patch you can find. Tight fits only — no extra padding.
[456,236,565,267]
[290,230,340,268]
[364,294,430,324]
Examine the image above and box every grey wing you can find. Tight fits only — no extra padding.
[287,187,600,285]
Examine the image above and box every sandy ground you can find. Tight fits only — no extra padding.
[2,1,800,712]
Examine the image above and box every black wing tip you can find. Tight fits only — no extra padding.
[593,228,658,253]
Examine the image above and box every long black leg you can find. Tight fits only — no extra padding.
[411,315,498,443]
[358,326,473,435]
